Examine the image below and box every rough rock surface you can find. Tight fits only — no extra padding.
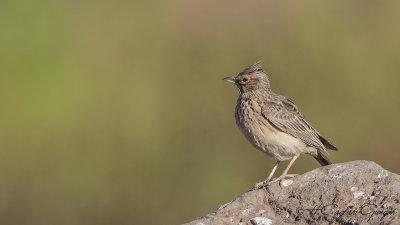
[184,161,400,225]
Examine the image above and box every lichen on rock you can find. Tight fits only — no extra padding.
[184,161,400,225]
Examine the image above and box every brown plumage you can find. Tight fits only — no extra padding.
[223,61,338,187]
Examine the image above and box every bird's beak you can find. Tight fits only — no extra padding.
[222,76,236,84]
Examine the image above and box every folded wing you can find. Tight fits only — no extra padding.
[261,97,338,151]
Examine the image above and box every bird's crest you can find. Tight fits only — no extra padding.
[239,60,264,75]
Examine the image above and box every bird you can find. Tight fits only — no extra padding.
[222,61,338,188]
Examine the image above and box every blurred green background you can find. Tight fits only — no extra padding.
[1,0,400,224]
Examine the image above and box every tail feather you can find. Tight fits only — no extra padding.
[314,152,331,166]
[319,135,338,151]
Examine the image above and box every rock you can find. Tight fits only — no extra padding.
[184,160,400,225]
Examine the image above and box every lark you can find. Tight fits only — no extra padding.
[223,61,338,188]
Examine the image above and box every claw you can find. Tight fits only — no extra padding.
[279,178,284,187]
[252,180,269,190]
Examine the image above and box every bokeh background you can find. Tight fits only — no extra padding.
[1,0,400,224]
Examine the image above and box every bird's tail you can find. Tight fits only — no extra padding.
[313,152,331,166]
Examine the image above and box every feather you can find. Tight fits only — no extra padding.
[261,97,337,152]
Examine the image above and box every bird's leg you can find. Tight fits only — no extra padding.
[276,154,300,186]
[266,160,280,182]
[253,161,280,189]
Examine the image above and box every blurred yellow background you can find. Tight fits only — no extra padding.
[1,0,400,224]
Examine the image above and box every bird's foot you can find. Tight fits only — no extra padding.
[263,174,299,187]
[252,174,298,190]
[271,174,298,186]
[282,174,298,178]
[252,180,271,190]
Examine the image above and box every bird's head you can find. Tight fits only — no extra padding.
[222,61,270,93]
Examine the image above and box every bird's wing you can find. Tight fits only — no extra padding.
[261,97,326,151]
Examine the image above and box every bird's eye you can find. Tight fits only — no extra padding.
[242,78,248,82]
